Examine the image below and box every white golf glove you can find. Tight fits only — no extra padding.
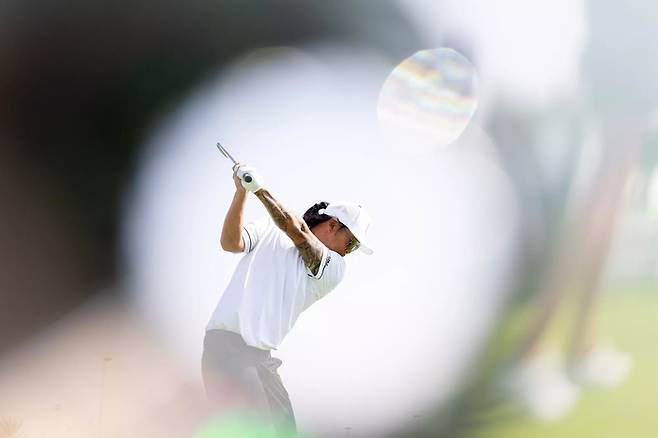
[234,164,264,193]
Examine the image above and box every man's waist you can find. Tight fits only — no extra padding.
[205,328,274,351]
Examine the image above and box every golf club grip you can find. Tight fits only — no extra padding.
[243,173,253,183]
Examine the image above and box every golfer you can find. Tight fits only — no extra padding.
[202,162,373,434]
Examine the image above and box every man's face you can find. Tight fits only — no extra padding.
[328,218,360,256]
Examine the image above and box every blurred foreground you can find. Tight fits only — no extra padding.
[2,1,658,437]
[0,293,212,437]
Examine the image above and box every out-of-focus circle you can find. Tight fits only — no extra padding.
[122,44,516,437]
[377,48,478,154]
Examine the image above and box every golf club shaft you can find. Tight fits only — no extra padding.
[216,141,253,183]
[216,142,238,165]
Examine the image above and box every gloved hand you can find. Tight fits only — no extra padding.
[233,163,264,193]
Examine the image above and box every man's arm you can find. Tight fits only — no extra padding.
[254,189,325,276]
[220,175,248,253]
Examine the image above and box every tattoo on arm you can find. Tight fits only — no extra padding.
[255,189,292,233]
[295,239,325,277]
[255,189,324,275]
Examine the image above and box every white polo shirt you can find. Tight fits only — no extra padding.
[206,215,347,350]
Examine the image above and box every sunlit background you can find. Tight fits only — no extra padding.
[1,1,657,437]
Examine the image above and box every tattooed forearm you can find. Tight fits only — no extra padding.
[255,189,324,274]
[295,239,324,277]
[255,189,294,233]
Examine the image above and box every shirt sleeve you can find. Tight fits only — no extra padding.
[305,245,329,279]
[306,248,346,301]
[241,216,272,254]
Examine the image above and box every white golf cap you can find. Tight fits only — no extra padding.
[318,201,374,255]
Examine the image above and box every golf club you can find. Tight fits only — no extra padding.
[216,142,253,183]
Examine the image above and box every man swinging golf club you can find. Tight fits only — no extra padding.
[202,157,373,434]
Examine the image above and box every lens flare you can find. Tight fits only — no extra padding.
[377,48,478,154]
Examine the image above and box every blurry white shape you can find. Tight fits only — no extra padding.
[649,166,658,219]
[564,120,603,217]
[396,0,587,109]
[503,350,581,422]
[534,117,578,188]
[121,44,519,437]
[377,48,478,155]
[571,344,633,388]
[476,0,587,107]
